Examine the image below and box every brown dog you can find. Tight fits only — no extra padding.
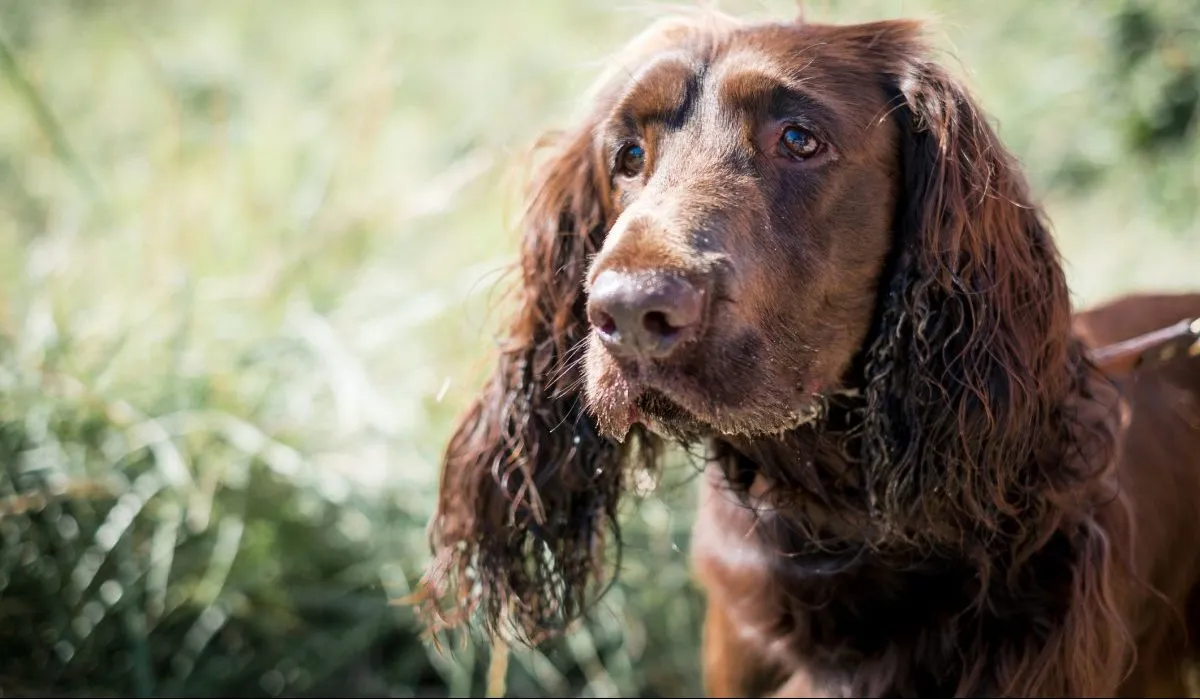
[416,10,1200,697]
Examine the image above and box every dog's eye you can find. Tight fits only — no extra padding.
[616,143,646,177]
[780,125,820,159]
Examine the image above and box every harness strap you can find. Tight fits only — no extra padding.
[1088,318,1200,378]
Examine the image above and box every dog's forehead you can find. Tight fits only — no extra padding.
[607,23,891,118]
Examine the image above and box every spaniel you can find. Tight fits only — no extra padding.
[415,11,1200,697]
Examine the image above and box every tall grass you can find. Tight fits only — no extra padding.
[0,0,1195,696]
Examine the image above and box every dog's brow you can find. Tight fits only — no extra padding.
[608,55,696,130]
[715,67,827,121]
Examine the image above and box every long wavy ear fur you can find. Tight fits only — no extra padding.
[411,10,739,647]
[853,21,1091,550]
[847,21,1131,694]
[412,124,659,645]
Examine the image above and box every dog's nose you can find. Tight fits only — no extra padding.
[587,270,704,359]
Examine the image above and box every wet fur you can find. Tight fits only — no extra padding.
[415,10,1200,697]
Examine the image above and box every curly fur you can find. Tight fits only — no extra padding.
[416,10,1200,697]
[414,116,663,644]
[415,12,730,643]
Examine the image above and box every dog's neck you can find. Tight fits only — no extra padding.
[705,352,1127,571]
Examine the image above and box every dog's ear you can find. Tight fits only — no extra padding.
[412,11,738,646]
[413,122,659,645]
[853,21,1086,539]
[841,22,1131,695]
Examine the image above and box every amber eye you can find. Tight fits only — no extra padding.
[616,143,646,177]
[780,125,820,159]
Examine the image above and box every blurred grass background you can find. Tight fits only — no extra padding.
[0,0,1196,696]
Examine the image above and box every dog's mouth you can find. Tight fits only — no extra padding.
[592,361,854,443]
[635,388,691,423]
[633,387,709,438]
[584,328,841,440]
[620,384,713,441]
[630,383,832,440]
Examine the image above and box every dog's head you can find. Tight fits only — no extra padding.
[581,18,909,441]
[418,11,1087,643]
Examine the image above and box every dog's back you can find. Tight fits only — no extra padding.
[1076,292,1200,696]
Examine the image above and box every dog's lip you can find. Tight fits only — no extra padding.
[591,341,842,436]
[615,367,842,438]
[624,378,718,438]
[630,388,708,439]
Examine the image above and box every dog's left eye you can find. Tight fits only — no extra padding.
[615,143,646,178]
[780,125,820,159]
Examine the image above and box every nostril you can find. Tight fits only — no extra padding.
[642,311,678,340]
[593,310,619,339]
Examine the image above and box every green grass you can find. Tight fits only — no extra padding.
[0,0,1196,696]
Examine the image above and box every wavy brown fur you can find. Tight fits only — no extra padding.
[853,50,1130,584]
[415,13,740,643]
[698,28,1136,693]
[411,24,692,638]
[415,123,657,642]
[416,9,1200,697]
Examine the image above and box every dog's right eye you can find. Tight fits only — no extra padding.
[615,143,646,178]
[780,125,821,159]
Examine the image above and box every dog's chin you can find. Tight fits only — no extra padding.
[583,347,827,442]
[632,389,710,441]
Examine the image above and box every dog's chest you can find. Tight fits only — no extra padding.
[691,464,1081,696]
